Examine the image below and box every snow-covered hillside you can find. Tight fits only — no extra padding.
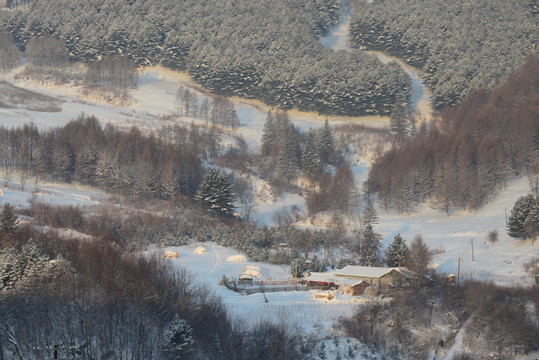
[1,62,537,287]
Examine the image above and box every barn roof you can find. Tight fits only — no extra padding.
[335,266,407,279]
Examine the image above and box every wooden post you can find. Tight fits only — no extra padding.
[457,258,461,285]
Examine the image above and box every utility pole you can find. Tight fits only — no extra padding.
[470,239,475,263]
[457,258,461,285]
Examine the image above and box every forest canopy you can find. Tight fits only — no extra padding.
[349,0,538,110]
[0,0,410,116]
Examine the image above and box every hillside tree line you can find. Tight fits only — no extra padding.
[367,55,539,214]
[0,115,211,200]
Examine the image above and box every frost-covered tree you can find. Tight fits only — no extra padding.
[507,194,537,238]
[277,124,300,183]
[329,160,355,213]
[164,315,194,359]
[194,168,236,217]
[0,32,19,72]
[0,248,20,290]
[385,234,408,267]
[261,111,278,156]
[361,223,382,267]
[318,119,335,166]
[389,101,408,137]
[301,129,320,180]
[405,235,432,286]
[360,197,382,266]
[524,204,539,243]
[0,203,18,235]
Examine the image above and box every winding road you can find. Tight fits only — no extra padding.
[320,13,433,122]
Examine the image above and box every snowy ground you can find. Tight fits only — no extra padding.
[150,243,382,360]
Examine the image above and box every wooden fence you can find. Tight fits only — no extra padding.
[224,279,315,295]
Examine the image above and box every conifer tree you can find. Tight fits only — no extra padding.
[194,168,236,217]
[277,124,300,182]
[385,234,408,267]
[164,315,194,359]
[507,194,536,239]
[361,223,382,266]
[318,119,335,166]
[360,196,382,265]
[261,111,278,156]
[389,101,408,136]
[301,129,321,180]
[0,248,20,290]
[0,203,19,235]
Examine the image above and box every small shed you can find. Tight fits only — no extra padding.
[447,274,457,284]
[338,280,370,296]
[305,272,336,290]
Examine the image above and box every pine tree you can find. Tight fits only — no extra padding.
[318,342,327,360]
[318,119,335,166]
[164,315,194,359]
[0,248,20,290]
[0,203,19,235]
[302,129,321,180]
[362,196,379,225]
[385,234,408,267]
[261,111,278,155]
[360,197,382,265]
[389,101,408,136]
[361,223,382,266]
[194,168,236,217]
[277,124,300,183]
[523,196,539,242]
[507,194,535,239]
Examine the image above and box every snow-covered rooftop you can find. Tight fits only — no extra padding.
[335,266,405,279]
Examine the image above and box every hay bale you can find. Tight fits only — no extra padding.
[227,254,247,262]
[241,267,260,278]
[312,290,336,300]
[194,246,206,254]
[163,251,179,259]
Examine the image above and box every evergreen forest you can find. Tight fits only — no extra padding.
[0,0,411,116]
[349,0,538,109]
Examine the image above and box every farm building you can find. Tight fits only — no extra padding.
[306,266,408,293]
[334,266,408,289]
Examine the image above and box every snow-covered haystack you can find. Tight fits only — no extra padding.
[163,251,179,259]
[194,246,206,254]
[241,266,261,278]
[227,254,247,262]
[312,290,336,301]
